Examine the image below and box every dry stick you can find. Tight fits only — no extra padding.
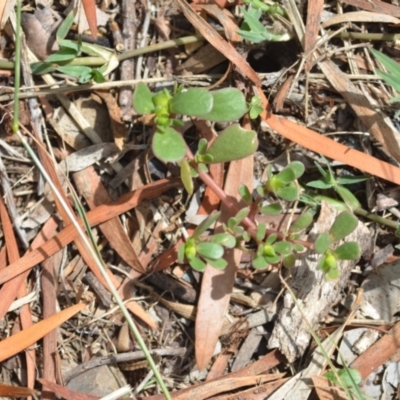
[119,0,136,120]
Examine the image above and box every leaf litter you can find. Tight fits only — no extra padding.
[1,0,400,399]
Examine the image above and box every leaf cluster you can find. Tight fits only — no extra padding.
[315,211,360,280]
[237,6,290,43]
[132,83,259,166]
[180,158,362,281]
[178,212,236,271]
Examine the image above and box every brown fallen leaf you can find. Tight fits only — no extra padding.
[196,156,253,370]
[304,0,324,73]
[174,0,261,86]
[351,321,400,379]
[73,166,144,273]
[311,376,348,400]
[341,0,400,17]
[95,91,128,150]
[38,379,98,400]
[0,383,39,398]
[257,88,400,186]
[81,0,98,39]
[0,302,86,363]
[0,179,180,287]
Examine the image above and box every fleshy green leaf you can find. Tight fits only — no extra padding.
[256,222,266,241]
[265,233,277,245]
[198,138,208,155]
[264,254,281,264]
[293,243,305,252]
[325,266,340,280]
[329,211,358,242]
[197,242,224,260]
[261,203,282,215]
[133,82,155,114]
[315,232,330,254]
[234,207,250,225]
[273,241,293,255]
[289,212,313,233]
[238,184,252,203]
[177,243,185,263]
[193,211,221,237]
[276,184,298,201]
[46,48,78,62]
[152,128,186,163]
[180,159,193,195]
[275,166,296,184]
[206,124,258,163]
[334,242,360,260]
[201,88,248,122]
[169,88,213,116]
[283,253,296,268]
[210,233,236,248]
[252,256,269,269]
[204,257,228,270]
[289,161,305,179]
[324,368,362,387]
[189,256,207,271]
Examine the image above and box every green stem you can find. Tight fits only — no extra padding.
[12,0,21,133]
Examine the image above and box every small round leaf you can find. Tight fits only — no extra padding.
[334,242,360,260]
[252,256,269,269]
[133,82,155,114]
[261,203,282,215]
[210,233,236,248]
[201,88,248,122]
[289,212,314,233]
[206,124,258,163]
[276,185,299,201]
[189,256,207,271]
[197,242,224,260]
[283,253,296,268]
[169,88,213,116]
[273,241,293,255]
[329,211,358,242]
[180,159,194,195]
[315,232,330,254]
[204,257,228,270]
[152,128,186,163]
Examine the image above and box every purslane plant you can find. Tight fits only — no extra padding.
[178,159,362,280]
[132,82,259,168]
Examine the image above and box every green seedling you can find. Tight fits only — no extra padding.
[222,208,252,244]
[237,6,290,43]
[315,211,360,280]
[31,11,114,82]
[370,48,400,116]
[307,156,368,210]
[324,367,362,389]
[252,232,294,269]
[178,212,236,271]
[248,96,264,119]
[262,161,305,201]
[132,82,258,170]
